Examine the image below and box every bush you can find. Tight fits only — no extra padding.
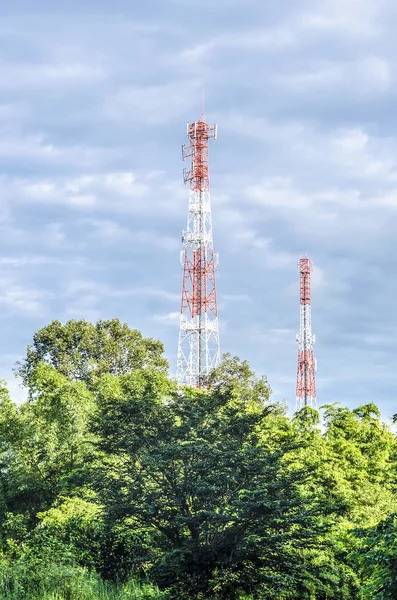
[0,555,168,600]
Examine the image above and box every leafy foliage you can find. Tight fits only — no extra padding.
[0,321,396,598]
[92,359,358,598]
[351,513,397,599]
[16,318,168,390]
[0,553,167,600]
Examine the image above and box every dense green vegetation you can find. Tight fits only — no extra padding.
[0,318,397,599]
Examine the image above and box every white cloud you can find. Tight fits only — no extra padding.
[175,0,383,75]
[0,134,121,168]
[103,81,202,125]
[152,311,180,324]
[132,230,180,252]
[234,229,270,249]
[0,102,28,121]
[78,218,131,239]
[78,219,179,251]
[377,189,397,208]
[0,61,107,90]
[66,280,180,303]
[221,294,252,303]
[45,223,66,246]
[177,26,295,66]
[311,265,326,293]
[5,171,185,217]
[0,255,78,268]
[276,57,392,93]
[269,328,295,336]
[0,279,52,315]
[5,173,143,210]
[103,173,148,197]
[219,113,307,145]
[65,302,102,323]
[247,178,310,210]
[300,0,384,37]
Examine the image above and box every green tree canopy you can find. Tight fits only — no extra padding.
[322,402,397,527]
[0,364,96,532]
[1,321,396,600]
[92,358,359,599]
[351,512,397,599]
[16,318,168,390]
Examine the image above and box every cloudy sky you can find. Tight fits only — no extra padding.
[1,0,397,417]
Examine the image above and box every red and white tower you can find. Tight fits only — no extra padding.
[296,257,317,409]
[176,112,220,387]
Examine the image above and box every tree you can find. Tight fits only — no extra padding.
[16,318,168,390]
[0,382,19,546]
[322,403,397,527]
[92,357,359,599]
[0,364,96,529]
[351,513,397,599]
[4,319,397,599]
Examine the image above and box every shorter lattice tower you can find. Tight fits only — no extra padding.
[296,257,317,409]
[176,109,220,387]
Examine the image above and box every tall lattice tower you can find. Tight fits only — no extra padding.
[176,112,220,387]
[296,257,317,409]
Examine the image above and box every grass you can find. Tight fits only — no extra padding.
[0,566,167,600]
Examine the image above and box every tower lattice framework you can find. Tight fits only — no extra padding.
[296,257,317,409]
[176,115,220,387]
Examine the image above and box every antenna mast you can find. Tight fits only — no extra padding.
[296,257,317,409]
[176,112,220,387]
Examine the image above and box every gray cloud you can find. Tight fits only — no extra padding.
[1,0,397,417]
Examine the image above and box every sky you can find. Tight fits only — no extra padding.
[1,0,397,418]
